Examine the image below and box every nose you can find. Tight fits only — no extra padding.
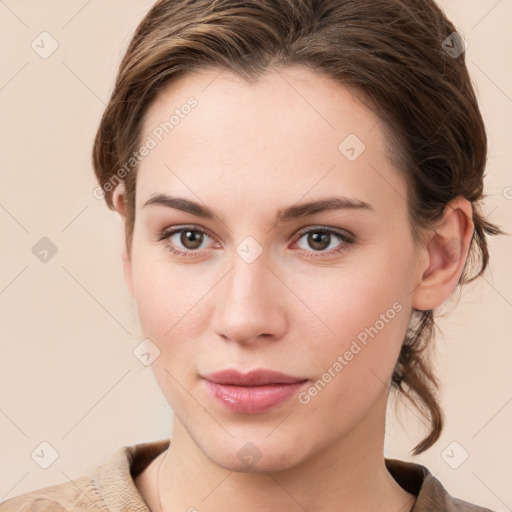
[211,253,287,346]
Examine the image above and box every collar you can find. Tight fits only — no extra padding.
[91,438,461,512]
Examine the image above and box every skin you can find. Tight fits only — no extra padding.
[112,65,474,512]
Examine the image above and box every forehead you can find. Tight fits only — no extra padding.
[136,65,407,217]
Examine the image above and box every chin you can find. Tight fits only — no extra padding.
[202,437,307,474]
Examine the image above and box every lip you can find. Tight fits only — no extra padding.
[202,369,307,386]
[201,369,308,414]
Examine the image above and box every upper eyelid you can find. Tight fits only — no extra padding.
[294,225,354,239]
[160,225,216,242]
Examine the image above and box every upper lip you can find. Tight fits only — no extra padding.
[202,369,307,386]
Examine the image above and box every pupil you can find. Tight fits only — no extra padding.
[310,232,329,250]
[182,230,203,249]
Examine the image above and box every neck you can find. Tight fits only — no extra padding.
[154,389,415,512]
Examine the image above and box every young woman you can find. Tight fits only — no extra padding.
[1,0,504,510]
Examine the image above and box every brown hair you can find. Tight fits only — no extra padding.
[92,0,505,455]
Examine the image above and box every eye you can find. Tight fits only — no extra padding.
[157,226,218,258]
[157,225,355,260]
[292,227,354,258]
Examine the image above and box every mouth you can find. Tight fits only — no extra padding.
[201,369,309,414]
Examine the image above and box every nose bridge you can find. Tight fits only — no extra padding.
[227,249,269,303]
[212,244,286,343]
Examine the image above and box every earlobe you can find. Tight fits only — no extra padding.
[412,197,474,311]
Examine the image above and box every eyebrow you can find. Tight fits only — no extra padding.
[142,193,375,224]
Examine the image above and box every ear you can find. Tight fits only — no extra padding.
[112,182,134,298]
[411,196,474,311]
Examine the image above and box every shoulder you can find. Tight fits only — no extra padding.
[385,458,496,512]
[0,475,104,511]
[0,439,169,512]
[420,473,496,512]
[443,495,496,512]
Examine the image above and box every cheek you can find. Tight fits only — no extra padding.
[295,249,412,391]
[130,238,209,340]
[134,278,207,358]
[294,293,408,431]
[130,256,207,407]
[299,253,409,339]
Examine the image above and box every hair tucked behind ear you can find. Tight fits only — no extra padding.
[92,0,506,454]
[391,205,504,455]
[392,310,440,455]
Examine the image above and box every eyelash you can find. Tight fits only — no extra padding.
[157,225,355,260]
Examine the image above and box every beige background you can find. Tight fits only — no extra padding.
[1,0,511,509]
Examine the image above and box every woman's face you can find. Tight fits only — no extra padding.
[123,65,425,471]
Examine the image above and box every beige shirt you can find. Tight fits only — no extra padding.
[0,438,495,511]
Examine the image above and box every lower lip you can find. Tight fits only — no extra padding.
[202,379,308,414]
